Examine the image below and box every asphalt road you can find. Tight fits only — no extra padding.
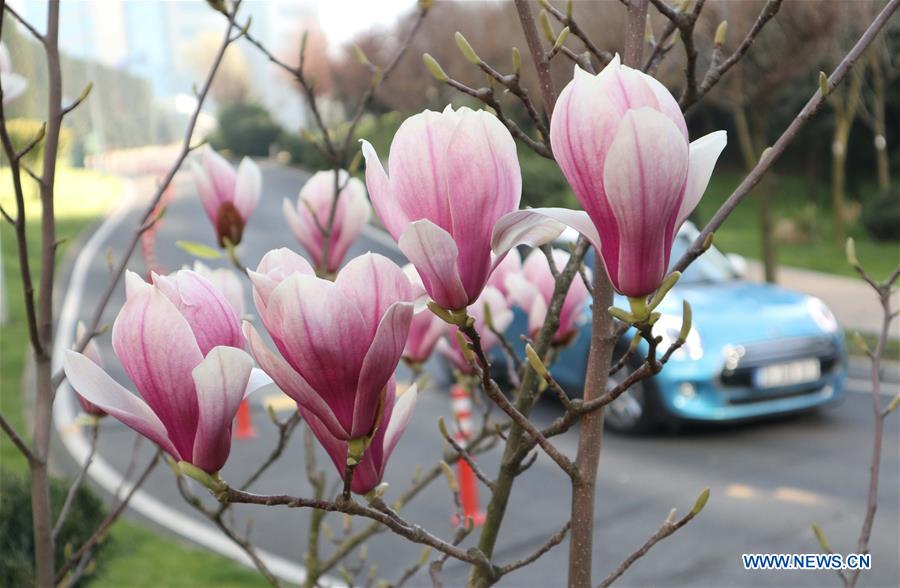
[54,162,900,587]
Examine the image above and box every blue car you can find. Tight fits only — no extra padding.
[492,223,848,433]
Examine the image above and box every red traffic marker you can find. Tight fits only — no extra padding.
[450,385,485,526]
[234,398,257,439]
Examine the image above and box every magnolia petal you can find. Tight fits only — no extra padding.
[336,253,414,338]
[382,382,418,462]
[386,110,457,233]
[191,346,253,473]
[190,161,219,222]
[250,247,316,320]
[445,109,521,297]
[352,301,414,437]
[1,72,27,105]
[192,261,246,318]
[233,157,261,221]
[152,270,244,354]
[202,147,237,204]
[676,130,728,228]
[242,321,346,439]
[63,350,179,459]
[361,139,406,240]
[492,208,601,256]
[267,273,368,429]
[112,277,203,458]
[329,178,371,271]
[398,220,469,310]
[603,108,689,296]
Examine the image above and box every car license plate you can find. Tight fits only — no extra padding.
[754,359,821,389]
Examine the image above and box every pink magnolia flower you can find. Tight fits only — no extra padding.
[63,270,253,474]
[283,170,371,274]
[302,380,417,495]
[245,252,417,457]
[507,249,590,344]
[438,286,513,375]
[0,42,27,104]
[486,248,522,300]
[73,322,106,418]
[362,106,521,310]
[401,264,446,365]
[191,146,261,247]
[493,56,727,297]
[192,261,245,318]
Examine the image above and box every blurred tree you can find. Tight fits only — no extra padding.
[857,20,899,197]
[188,31,252,107]
[700,0,839,282]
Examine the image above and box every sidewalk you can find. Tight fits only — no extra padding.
[745,261,900,338]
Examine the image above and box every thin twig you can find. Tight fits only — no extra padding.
[2,3,45,43]
[599,500,706,587]
[55,450,161,583]
[688,0,784,110]
[498,521,571,575]
[222,487,495,577]
[53,419,100,538]
[0,412,36,462]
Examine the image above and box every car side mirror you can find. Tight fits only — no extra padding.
[727,253,748,278]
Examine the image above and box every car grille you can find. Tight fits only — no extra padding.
[719,336,840,390]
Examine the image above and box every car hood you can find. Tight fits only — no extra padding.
[624,280,835,347]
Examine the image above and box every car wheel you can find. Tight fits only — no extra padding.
[604,360,660,434]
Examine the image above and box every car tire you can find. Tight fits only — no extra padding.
[604,356,663,435]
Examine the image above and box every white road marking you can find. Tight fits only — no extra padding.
[845,377,900,396]
[52,179,337,586]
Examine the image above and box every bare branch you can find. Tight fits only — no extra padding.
[498,520,570,575]
[55,450,161,583]
[2,4,44,44]
[0,412,36,462]
[514,0,558,116]
[599,494,708,587]
[672,0,900,274]
[53,419,100,538]
[689,0,784,110]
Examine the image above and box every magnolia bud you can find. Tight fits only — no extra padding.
[714,21,728,46]
[553,27,571,52]
[423,53,449,82]
[455,32,481,65]
[691,487,710,515]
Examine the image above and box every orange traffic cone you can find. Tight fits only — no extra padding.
[450,385,485,526]
[234,398,257,439]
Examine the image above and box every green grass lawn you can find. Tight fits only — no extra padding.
[694,170,899,282]
[1,166,267,586]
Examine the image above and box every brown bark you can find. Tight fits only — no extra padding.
[567,260,615,588]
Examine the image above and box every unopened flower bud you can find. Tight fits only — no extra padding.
[455,32,481,65]
[714,21,728,46]
[423,53,449,82]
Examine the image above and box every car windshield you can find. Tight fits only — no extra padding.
[668,232,738,284]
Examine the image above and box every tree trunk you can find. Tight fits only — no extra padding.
[31,358,55,587]
[733,106,778,282]
[831,123,849,245]
[869,52,890,195]
[567,260,615,588]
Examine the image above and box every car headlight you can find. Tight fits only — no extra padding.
[652,314,703,360]
[807,297,839,333]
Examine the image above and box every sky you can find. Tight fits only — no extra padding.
[317,0,418,43]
